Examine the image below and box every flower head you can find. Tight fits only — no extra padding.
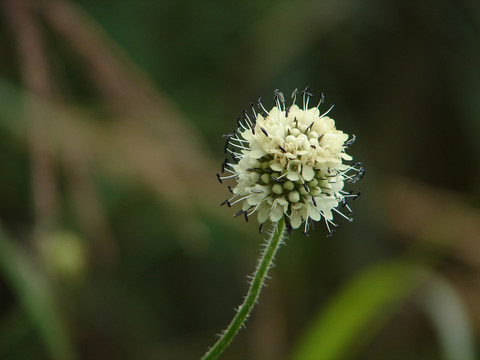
[218,88,364,235]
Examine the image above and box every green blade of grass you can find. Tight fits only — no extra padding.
[0,226,76,360]
[291,260,430,360]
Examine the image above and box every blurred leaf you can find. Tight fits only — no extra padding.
[419,277,477,360]
[291,260,430,360]
[0,226,76,360]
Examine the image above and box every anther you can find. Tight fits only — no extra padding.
[303,183,309,192]
[224,138,229,155]
[261,127,268,137]
[311,145,316,149]
[243,211,249,222]
[308,217,315,230]
[279,146,286,153]
[284,215,293,235]
[344,134,356,146]
[326,228,336,238]
[291,88,298,100]
[285,106,290,117]
[234,210,244,217]
[220,199,231,207]
[312,196,317,206]
[228,185,234,194]
[259,223,263,234]
[216,173,223,183]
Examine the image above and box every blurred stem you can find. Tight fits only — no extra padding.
[4,0,58,238]
[202,218,286,360]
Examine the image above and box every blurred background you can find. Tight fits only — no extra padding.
[0,0,479,359]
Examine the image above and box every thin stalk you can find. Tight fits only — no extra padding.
[202,217,286,360]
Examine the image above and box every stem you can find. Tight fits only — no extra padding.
[202,217,286,360]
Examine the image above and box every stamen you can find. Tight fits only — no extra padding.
[220,199,231,207]
[234,210,244,217]
[291,88,298,105]
[333,207,353,222]
[320,103,335,118]
[257,97,270,116]
[344,134,356,146]
[316,93,325,108]
[261,127,269,137]
[230,194,254,206]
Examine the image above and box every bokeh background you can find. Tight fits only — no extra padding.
[0,0,479,359]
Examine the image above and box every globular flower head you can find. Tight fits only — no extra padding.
[217,88,364,235]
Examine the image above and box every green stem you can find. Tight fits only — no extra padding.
[202,218,286,360]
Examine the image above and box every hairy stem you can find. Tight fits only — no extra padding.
[202,217,286,360]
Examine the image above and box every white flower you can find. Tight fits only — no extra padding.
[218,89,364,235]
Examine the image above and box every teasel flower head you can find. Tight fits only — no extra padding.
[217,88,364,235]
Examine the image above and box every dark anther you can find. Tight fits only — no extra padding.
[294,117,298,127]
[220,199,231,207]
[354,192,361,200]
[344,134,356,146]
[279,146,286,153]
[236,116,241,128]
[271,176,281,183]
[242,109,249,121]
[291,88,298,99]
[312,196,317,206]
[234,210,244,217]
[306,121,315,131]
[228,185,234,194]
[303,183,309,192]
[243,211,249,222]
[302,231,309,237]
[285,215,293,235]
[222,133,233,138]
[274,89,285,104]
[311,145,316,149]
[224,138,229,154]
[257,97,263,109]
[319,93,325,105]
[258,223,263,233]
[326,229,337,238]
[230,153,238,163]
[285,106,290,117]
[261,127,268,137]
[301,86,309,95]
[250,102,256,117]
[221,159,228,173]
[308,217,314,230]
[216,173,223,183]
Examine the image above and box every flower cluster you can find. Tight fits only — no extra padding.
[217,89,363,235]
